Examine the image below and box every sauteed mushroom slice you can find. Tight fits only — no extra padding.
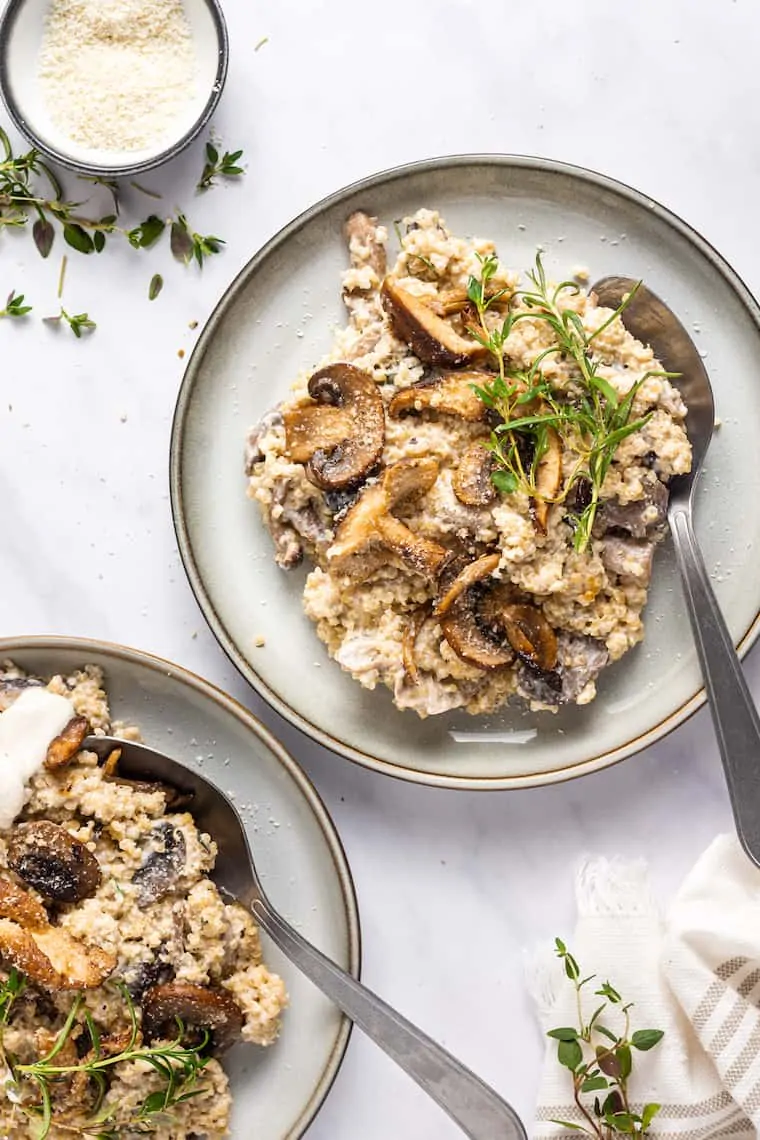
[8,821,102,903]
[45,716,90,771]
[481,598,558,673]
[438,560,515,670]
[402,607,429,685]
[0,919,115,990]
[388,371,490,422]
[284,364,385,491]
[0,876,48,928]
[142,983,244,1054]
[452,444,497,507]
[382,279,485,367]
[328,458,447,580]
[131,823,187,906]
[532,429,562,533]
[344,211,387,281]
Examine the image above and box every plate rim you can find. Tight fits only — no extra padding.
[169,152,760,790]
[0,633,360,1140]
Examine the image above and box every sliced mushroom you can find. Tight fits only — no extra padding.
[122,956,176,1001]
[284,364,385,491]
[597,478,669,538]
[0,918,115,990]
[516,633,608,707]
[382,278,486,367]
[491,603,558,672]
[435,553,501,617]
[0,876,48,928]
[45,716,90,771]
[433,285,512,316]
[344,211,387,282]
[142,983,244,1054]
[532,428,562,532]
[245,407,283,472]
[402,608,429,685]
[599,536,655,585]
[388,371,490,422]
[131,823,187,906]
[453,444,497,507]
[328,458,447,580]
[8,821,102,903]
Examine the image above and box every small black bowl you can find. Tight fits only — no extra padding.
[0,0,229,177]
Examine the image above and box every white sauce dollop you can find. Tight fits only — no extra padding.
[0,689,75,828]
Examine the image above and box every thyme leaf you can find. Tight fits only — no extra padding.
[197,140,245,191]
[0,290,32,318]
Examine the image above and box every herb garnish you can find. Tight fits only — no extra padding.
[170,213,225,267]
[149,273,164,301]
[44,307,97,338]
[467,253,674,551]
[0,290,32,318]
[549,939,663,1137]
[0,970,211,1139]
[197,142,245,192]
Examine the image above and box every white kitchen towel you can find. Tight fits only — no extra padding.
[530,836,760,1139]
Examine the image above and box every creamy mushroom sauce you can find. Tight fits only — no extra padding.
[0,662,286,1138]
[246,209,692,717]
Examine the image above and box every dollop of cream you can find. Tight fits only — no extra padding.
[0,689,75,828]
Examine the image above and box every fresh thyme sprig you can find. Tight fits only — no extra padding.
[0,290,32,318]
[549,940,663,1138]
[0,126,232,274]
[468,253,673,551]
[44,307,97,338]
[0,972,211,1139]
[197,142,245,192]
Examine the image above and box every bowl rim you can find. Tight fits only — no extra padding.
[0,633,361,1140]
[169,152,760,791]
[0,0,229,176]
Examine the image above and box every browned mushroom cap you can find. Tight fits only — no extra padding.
[532,428,562,532]
[435,553,501,617]
[284,364,385,491]
[8,821,102,904]
[0,918,115,990]
[0,876,48,928]
[328,458,447,580]
[481,598,558,673]
[382,279,486,367]
[45,716,90,771]
[433,285,512,316]
[388,371,490,422]
[453,443,497,507]
[142,983,244,1054]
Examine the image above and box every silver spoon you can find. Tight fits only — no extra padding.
[84,735,527,1140]
[592,277,760,867]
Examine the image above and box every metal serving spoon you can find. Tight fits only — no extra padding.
[592,277,760,867]
[84,736,527,1140]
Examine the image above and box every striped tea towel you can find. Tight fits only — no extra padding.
[530,836,760,1139]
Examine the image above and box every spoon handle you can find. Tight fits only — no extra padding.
[670,507,760,866]
[252,898,526,1140]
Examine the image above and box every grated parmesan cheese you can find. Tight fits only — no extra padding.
[38,0,197,152]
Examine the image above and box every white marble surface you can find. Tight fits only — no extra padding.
[2,0,760,1135]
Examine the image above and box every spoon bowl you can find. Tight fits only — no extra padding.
[591,277,760,868]
[84,735,527,1140]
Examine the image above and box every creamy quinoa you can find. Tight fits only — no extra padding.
[0,663,286,1138]
[246,209,692,717]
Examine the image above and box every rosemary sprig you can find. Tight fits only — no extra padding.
[0,973,211,1139]
[549,940,663,1138]
[0,290,32,318]
[197,142,245,191]
[468,253,670,552]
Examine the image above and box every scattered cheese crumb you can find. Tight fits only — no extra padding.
[38,0,197,152]
[189,319,198,330]
[573,265,590,284]
[178,348,185,359]
[253,636,266,648]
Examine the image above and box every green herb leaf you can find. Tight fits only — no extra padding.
[170,214,194,263]
[149,273,164,301]
[641,1103,661,1130]
[547,1027,579,1042]
[33,217,55,258]
[557,1038,583,1072]
[581,1075,609,1093]
[63,223,94,254]
[0,291,32,318]
[491,469,518,494]
[127,214,166,249]
[616,1044,632,1081]
[548,1121,587,1133]
[93,230,106,253]
[631,1029,664,1052]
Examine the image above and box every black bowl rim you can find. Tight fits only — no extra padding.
[0,0,229,176]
